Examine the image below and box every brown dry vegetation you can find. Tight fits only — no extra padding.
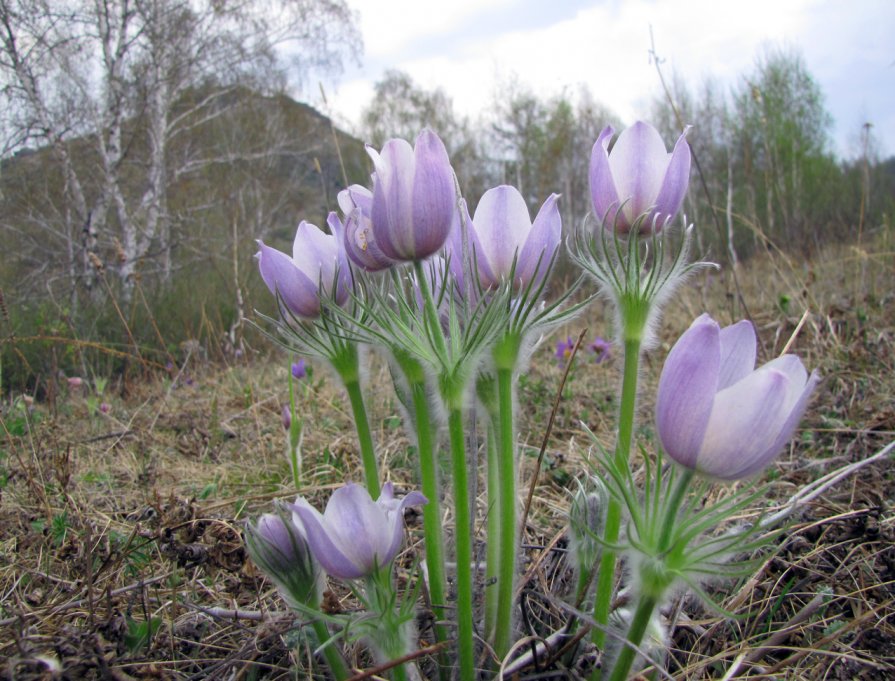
[1,228,893,680]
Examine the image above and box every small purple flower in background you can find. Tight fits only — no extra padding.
[291,359,307,380]
[281,404,291,431]
[256,214,349,319]
[67,377,84,389]
[461,186,561,290]
[290,482,427,580]
[555,336,575,364]
[99,402,111,414]
[590,121,691,235]
[367,129,456,262]
[589,337,612,363]
[656,314,819,480]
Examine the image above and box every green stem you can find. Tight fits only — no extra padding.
[448,405,476,681]
[591,337,642,654]
[408,377,450,660]
[343,376,380,498]
[492,366,518,658]
[605,594,659,681]
[310,617,350,681]
[288,361,301,490]
[484,423,500,641]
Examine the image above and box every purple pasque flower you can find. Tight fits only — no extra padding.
[466,186,561,290]
[589,121,691,235]
[589,337,612,363]
[256,214,349,319]
[656,314,819,480]
[245,506,321,605]
[555,336,575,364]
[367,129,456,262]
[290,482,427,580]
[338,185,396,272]
[291,359,307,380]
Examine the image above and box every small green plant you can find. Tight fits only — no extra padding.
[124,616,162,653]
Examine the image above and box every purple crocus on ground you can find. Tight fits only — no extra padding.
[290,483,427,580]
[367,129,456,262]
[656,313,819,480]
[589,121,691,235]
[291,359,307,380]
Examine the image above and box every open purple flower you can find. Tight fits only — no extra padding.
[589,121,691,235]
[465,186,561,290]
[555,336,575,364]
[256,215,349,319]
[589,337,612,363]
[367,129,456,262]
[656,314,819,480]
[339,185,396,272]
[290,483,427,580]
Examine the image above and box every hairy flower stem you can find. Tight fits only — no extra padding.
[309,617,350,681]
[606,594,658,681]
[343,376,380,498]
[403,363,450,674]
[493,365,518,657]
[484,423,500,641]
[448,404,476,681]
[592,336,642,655]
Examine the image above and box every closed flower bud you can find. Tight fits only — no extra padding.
[656,314,819,480]
[590,121,691,235]
[568,477,608,575]
[256,215,349,319]
[290,483,427,581]
[368,129,456,262]
[245,506,322,607]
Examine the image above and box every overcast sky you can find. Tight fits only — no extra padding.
[305,0,894,160]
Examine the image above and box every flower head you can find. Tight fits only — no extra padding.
[555,336,575,364]
[290,483,427,580]
[367,129,456,262]
[245,505,321,606]
[656,314,819,480]
[291,359,307,380]
[589,121,691,235]
[462,186,561,290]
[339,185,396,272]
[256,215,349,319]
[588,337,612,363]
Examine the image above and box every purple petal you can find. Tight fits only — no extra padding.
[656,314,720,470]
[717,320,757,390]
[324,484,387,575]
[290,498,366,579]
[589,126,621,230]
[517,193,561,288]
[256,240,320,318]
[344,207,395,272]
[326,212,351,304]
[697,367,791,479]
[371,138,416,260]
[474,186,532,284]
[651,127,691,230]
[410,129,456,259]
[292,221,338,283]
[608,121,669,226]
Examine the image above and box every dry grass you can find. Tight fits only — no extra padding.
[1,231,893,680]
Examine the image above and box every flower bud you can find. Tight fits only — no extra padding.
[245,505,322,607]
[568,477,608,576]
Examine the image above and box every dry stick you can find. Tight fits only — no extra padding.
[647,27,763,356]
[519,328,588,535]
[344,641,451,681]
